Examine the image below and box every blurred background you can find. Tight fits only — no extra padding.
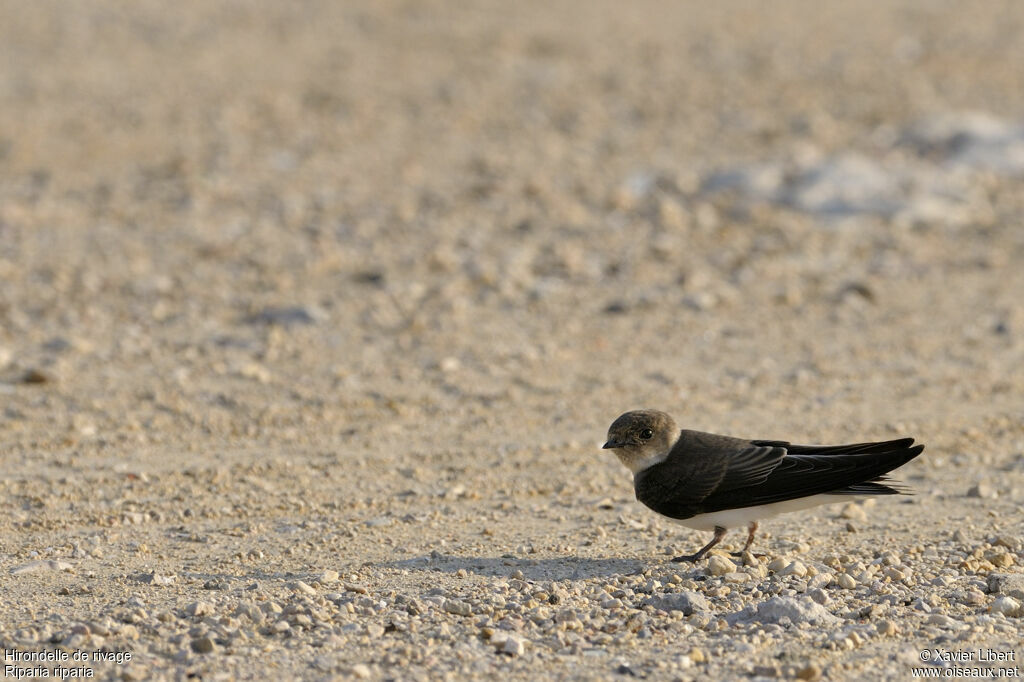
[1,0,1022,468]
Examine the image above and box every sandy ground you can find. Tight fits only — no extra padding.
[1,2,1024,680]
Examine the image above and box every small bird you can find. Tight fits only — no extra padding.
[602,409,924,562]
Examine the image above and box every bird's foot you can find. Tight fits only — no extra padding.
[670,554,704,563]
[730,551,767,559]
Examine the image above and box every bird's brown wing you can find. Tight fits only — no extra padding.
[635,432,924,520]
[633,430,786,519]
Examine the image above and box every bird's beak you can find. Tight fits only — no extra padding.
[602,439,624,449]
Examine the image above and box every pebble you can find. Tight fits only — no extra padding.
[10,560,74,575]
[797,664,823,680]
[876,620,898,636]
[351,664,372,679]
[319,570,339,583]
[443,599,473,617]
[19,368,53,384]
[837,574,858,590]
[555,608,578,623]
[925,614,962,629]
[780,561,808,578]
[139,572,175,586]
[963,590,986,606]
[645,591,709,615]
[191,636,216,653]
[290,581,316,596]
[123,512,147,525]
[883,567,904,581]
[989,573,1024,600]
[990,597,1022,617]
[986,551,1014,569]
[879,551,900,566]
[740,596,840,626]
[706,555,736,577]
[840,503,867,522]
[967,482,998,499]
[234,602,265,624]
[641,579,661,593]
[247,306,320,326]
[185,601,215,618]
[808,573,832,590]
[906,111,1024,174]
[808,588,830,606]
[502,634,527,656]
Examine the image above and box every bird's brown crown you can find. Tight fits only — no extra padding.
[603,409,679,474]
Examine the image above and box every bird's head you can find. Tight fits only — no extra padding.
[602,409,678,474]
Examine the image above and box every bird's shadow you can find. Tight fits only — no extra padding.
[384,554,646,581]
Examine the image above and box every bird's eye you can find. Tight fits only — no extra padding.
[639,428,653,440]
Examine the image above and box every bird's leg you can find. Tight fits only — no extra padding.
[731,521,763,558]
[671,526,727,563]
[742,521,758,552]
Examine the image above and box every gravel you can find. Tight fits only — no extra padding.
[1,1,1023,680]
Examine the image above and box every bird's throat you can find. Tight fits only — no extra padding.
[616,448,669,475]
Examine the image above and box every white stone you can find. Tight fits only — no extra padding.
[780,561,808,577]
[743,596,840,625]
[840,503,867,521]
[443,598,472,617]
[502,635,527,656]
[645,591,709,615]
[990,596,1022,617]
[706,555,736,577]
[290,581,316,595]
[989,573,1024,600]
[10,560,74,575]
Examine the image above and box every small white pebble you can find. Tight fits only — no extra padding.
[838,573,857,590]
[502,635,527,656]
[706,555,736,577]
[926,614,960,628]
[963,590,986,606]
[990,596,1021,617]
[840,503,867,521]
[876,620,898,636]
[780,561,807,578]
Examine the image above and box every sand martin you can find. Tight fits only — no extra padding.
[602,409,924,562]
